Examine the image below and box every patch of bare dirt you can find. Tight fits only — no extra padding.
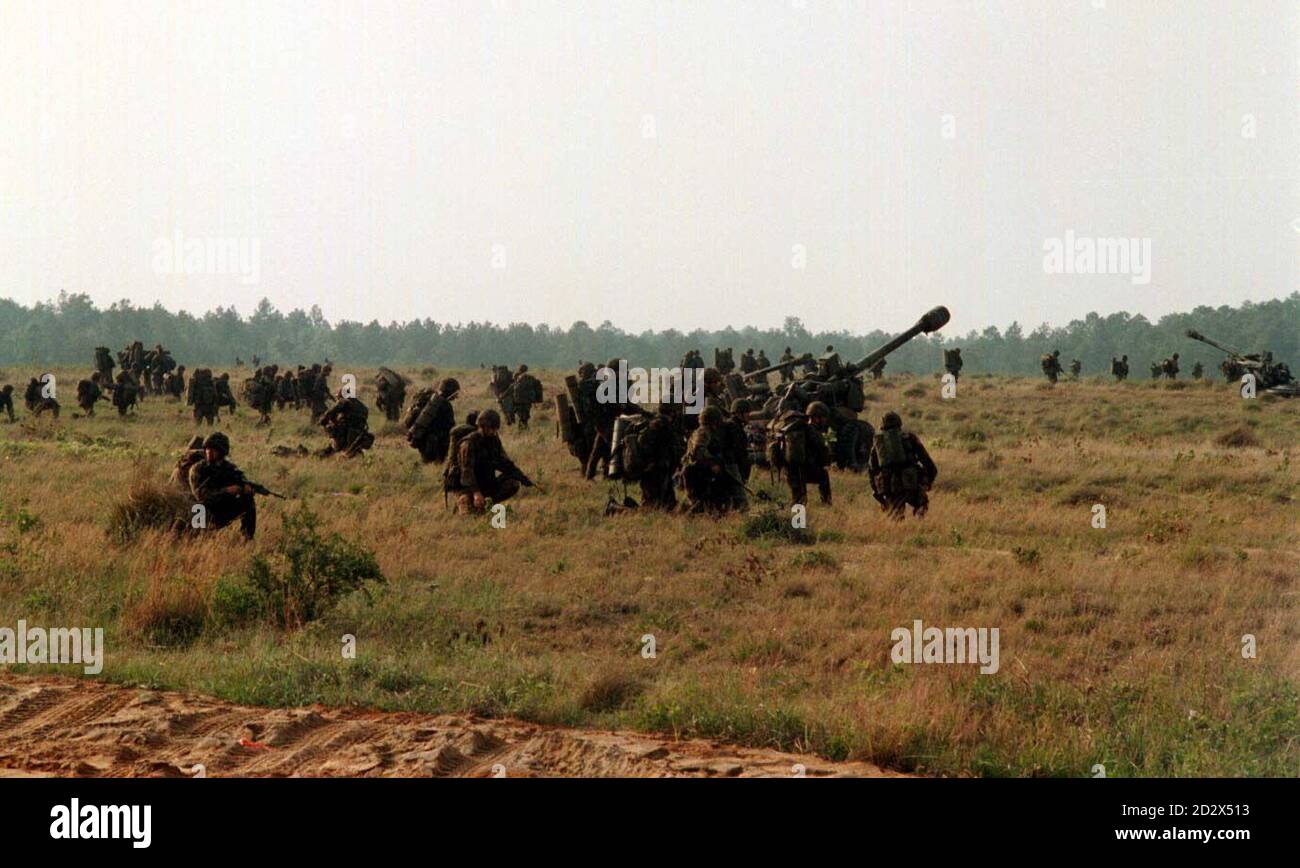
[0,675,902,778]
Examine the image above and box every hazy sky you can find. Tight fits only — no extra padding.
[2,0,1296,336]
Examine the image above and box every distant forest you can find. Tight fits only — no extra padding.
[2,292,1297,377]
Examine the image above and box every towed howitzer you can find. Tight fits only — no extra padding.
[742,306,951,384]
[1185,329,1298,396]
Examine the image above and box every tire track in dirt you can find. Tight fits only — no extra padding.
[0,674,904,778]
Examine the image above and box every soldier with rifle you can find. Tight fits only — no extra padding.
[1040,350,1063,383]
[447,408,536,514]
[188,432,283,540]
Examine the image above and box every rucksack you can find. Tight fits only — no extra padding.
[766,410,808,471]
[442,424,477,491]
[402,388,434,430]
[516,373,542,404]
[619,416,654,481]
[873,427,912,468]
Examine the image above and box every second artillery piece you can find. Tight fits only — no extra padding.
[1184,329,1298,397]
[736,305,952,471]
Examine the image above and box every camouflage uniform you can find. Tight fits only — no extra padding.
[186,369,218,424]
[24,378,60,417]
[165,366,187,400]
[188,432,257,540]
[76,375,106,416]
[405,378,459,463]
[637,404,685,510]
[778,348,796,383]
[943,348,963,380]
[780,402,833,506]
[739,349,757,374]
[447,410,532,513]
[679,406,736,513]
[1161,353,1180,380]
[509,365,540,429]
[1069,359,1082,380]
[868,358,886,380]
[318,396,374,457]
[1191,361,1203,380]
[716,399,754,510]
[113,371,140,416]
[375,369,407,423]
[0,385,14,422]
[215,373,238,414]
[169,436,207,488]
[1041,350,1063,383]
[868,411,937,520]
[1111,355,1129,382]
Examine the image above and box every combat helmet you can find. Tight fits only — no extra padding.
[203,431,231,455]
[881,411,902,429]
[439,377,461,398]
[806,401,831,421]
[478,408,502,429]
[700,405,725,426]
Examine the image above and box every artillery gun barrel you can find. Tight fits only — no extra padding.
[742,353,814,381]
[849,305,951,374]
[1185,329,1244,358]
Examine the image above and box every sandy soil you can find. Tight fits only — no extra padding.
[0,675,901,778]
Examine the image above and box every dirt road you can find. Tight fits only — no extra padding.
[0,675,900,778]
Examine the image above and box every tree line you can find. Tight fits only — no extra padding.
[2,292,1296,377]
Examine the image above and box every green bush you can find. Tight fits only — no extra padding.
[208,575,263,630]
[246,506,385,629]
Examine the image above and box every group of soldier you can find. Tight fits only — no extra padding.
[551,351,939,520]
[487,364,544,428]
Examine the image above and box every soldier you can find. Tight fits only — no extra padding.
[716,398,754,510]
[165,365,187,400]
[637,402,686,510]
[1161,353,1180,380]
[318,394,375,458]
[405,377,459,463]
[585,359,634,479]
[447,409,534,514]
[0,385,14,422]
[777,401,833,507]
[248,369,275,426]
[94,346,115,381]
[868,411,937,520]
[488,365,515,426]
[739,349,757,375]
[187,368,218,424]
[1149,361,1162,380]
[113,370,140,416]
[679,405,734,514]
[1191,361,1204,380]
[188,432,258,540]
[943,348,963,381]
[756,349,771,370]
[313,365,333,420]
[215,373,238,414]
[1110,355,1129,382]
[374,368,407,423]
[1069,359,1082,380]
[1040,350,1063,383]
[778,347,796,383]
[276,371,295,410]
[868,358,887,380]
[169,436,207,487]
[24,377,60,417]
[76,373,107,416]
[509,364,541,429]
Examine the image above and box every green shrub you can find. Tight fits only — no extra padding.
[208,575,263,630]
[246,506,385,629]
[739,508,813,545]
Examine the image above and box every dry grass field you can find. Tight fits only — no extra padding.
[1,366,1297,777]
